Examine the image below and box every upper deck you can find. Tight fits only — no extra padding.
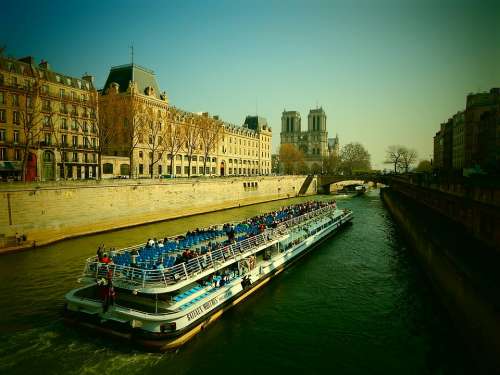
[80,202,339,294]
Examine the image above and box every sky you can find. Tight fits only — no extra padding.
[1,0,499,168]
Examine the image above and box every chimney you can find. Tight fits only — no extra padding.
[39,59,50,70]
[82,74,94,84]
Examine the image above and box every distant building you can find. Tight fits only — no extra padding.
[433,88,500,174]
[280,107,337,169]
[0,55,98,181]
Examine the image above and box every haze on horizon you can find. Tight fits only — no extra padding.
[2,0,499,169]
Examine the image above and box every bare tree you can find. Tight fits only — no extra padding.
[162,107,184,177]
[400,148,418,173]
[182,114,200,177]
[198,114,222,175]
[384,145,405,173]
[123,95,148,178]
[95,90,121,179]
[18,69,52,181]
[145,108,167,178]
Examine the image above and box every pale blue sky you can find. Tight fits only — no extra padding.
[2,0,499,168]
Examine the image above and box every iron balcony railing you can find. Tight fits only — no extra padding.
[81,204,336,291]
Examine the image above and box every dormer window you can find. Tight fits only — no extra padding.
[145,86,155,96]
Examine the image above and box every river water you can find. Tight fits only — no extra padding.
[0,190,469,374]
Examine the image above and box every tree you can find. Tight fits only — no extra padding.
[415,159,432,172]
[400,148,418,173]
[18,69,52,181]
[323,153,341,174]
[123,95,148,178]
[198,114,222,175]
[96,90,122,179]
[145,108,167,178]
[384,145,406,173]
[182,114,200,177]
[162,107,184,177]
[339,142,371,175]
[310,162,322,174]
[279,144,304,174]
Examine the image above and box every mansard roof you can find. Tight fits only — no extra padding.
[102,63,162,99]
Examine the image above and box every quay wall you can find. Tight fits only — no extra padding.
[0,176,317,251]
[381,187,500,373]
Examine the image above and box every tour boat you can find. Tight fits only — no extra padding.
[64,200,353,351]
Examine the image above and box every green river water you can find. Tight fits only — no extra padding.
[0,190,470,374]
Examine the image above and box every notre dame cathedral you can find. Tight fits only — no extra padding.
[280,107,339,168]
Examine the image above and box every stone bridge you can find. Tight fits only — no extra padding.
[317,173,385,193]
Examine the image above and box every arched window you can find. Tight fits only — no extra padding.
[103,163,113,174]
[43,150,54,162]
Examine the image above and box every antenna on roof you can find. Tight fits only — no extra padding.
[255,98,258,116]
[130,44,134,65]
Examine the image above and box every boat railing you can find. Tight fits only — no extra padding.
[82,204,336,290]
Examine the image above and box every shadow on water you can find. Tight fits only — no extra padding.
[0,192,470,374]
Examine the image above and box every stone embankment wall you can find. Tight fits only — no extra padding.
[0,176,316,250]
[381,188,500,373]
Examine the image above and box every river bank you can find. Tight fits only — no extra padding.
[0,176,316,254]
[381,187,500,374]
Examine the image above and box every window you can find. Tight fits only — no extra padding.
[176,155,182,161]
[13,111,19,124]
[192,156,197,161]
[60,88,65,98]
[84,153,88,163]
[192,166,196,174]
[72,92,76,101]
[149,152,153,160]
[199,166,203,174]
[42,100,51,111]
[0,92,4,104]
[44,133,51,145]
[27,96,32,108]
[0,148,6,160]
[43,116,51,127]
[212,167,215,174]
[13,130,19,143]
[120,164,129,175]
[91,123,97,133]
[92,138,96,148]
[72,135,78,146]
[72,119,78,129]
[61,151,67,162]
[103,163,113,174]
[0,128,5,141]
[184,166,189,175]
[148,136,153,144]
[139,164,144,174]
[0,74,3,85]
[72,152,78,162]
[61,118,67,129]
[61,134,67,146]
[158,164,162,175]
[42,85,49,94]
[15,149,21,161]
[139,151,143,158]
[12,94,19,107]
[176,166,181,174]
[0,110,6,123]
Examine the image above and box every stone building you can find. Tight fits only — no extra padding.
[280,107,336,169]
[0,55,98,181]
[100,63,272,178]
[433,88,500,174]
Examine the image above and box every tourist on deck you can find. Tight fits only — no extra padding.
[131,248,139,265]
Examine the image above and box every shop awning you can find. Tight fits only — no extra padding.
[0,161,22,171]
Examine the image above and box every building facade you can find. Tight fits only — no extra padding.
[0,55,98,181]
[100,63,272,178]
[433,88,499,174]
[280,107,336,169]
